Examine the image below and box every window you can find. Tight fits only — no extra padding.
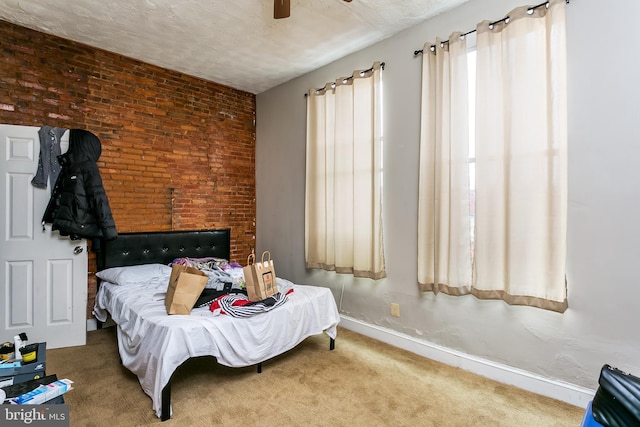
[417,0,568,312]
[305,62,386,280]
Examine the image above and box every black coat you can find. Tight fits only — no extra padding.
[42,129,117,241]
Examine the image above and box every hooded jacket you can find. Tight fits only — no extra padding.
[42,129,117,241]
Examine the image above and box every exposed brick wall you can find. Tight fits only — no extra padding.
[0,20,256,318]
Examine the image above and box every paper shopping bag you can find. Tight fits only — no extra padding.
[165,264,209,314]
[242,251,278,301]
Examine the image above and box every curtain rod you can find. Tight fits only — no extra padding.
[304,62,385,97]
[413,0,569,56]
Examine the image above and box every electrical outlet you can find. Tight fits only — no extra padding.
[390,303,400,317]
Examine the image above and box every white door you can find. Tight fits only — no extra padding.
[0,124,87,349]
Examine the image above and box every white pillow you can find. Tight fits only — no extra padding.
[96,263,172,285]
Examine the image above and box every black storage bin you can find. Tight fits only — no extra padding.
[592,365,640,427]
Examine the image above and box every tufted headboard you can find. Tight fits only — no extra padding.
[96,229,231,271]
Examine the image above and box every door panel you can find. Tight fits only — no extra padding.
[9,173,34,239]
[1,124,87,349]
[7,261,32,326]
[50,259,73,323]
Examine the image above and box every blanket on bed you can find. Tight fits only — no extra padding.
[93,270,340,418]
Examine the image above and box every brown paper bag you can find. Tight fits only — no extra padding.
[242,251,278,301]
[165,264,209,314]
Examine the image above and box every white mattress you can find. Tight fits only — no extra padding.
[93,273,340,418]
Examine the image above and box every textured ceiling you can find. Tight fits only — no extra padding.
[0,0,468,94]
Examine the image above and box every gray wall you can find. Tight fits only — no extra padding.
[256,0,640,391]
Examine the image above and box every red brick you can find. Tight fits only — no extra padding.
[0,20,256,318]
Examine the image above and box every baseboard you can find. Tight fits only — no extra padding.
[339,315,595,409]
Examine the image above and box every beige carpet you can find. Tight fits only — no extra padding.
[46,327,585,426]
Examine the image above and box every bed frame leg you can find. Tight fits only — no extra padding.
[330,338,335,351]
[161,382,171,421]
[257,362,262,374]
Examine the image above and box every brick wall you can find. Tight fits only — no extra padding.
[0,21,256,318]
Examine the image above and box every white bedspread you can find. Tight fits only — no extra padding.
[93,274,340,418]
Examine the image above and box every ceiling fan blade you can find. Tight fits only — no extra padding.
[274,0,290,19]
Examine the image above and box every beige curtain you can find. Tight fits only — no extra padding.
[417,35,473,294]
[305,62,385,279]
[473,0,568,311]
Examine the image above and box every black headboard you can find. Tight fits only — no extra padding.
[96,229,231,270]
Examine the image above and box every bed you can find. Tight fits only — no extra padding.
[92,229,340,421]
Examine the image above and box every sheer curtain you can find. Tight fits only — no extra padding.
[418,0,568,312]
[417,35,473,294]
[305,62,385,279]
[473,0,568,311]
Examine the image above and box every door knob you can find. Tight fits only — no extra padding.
[73,246,83,255]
